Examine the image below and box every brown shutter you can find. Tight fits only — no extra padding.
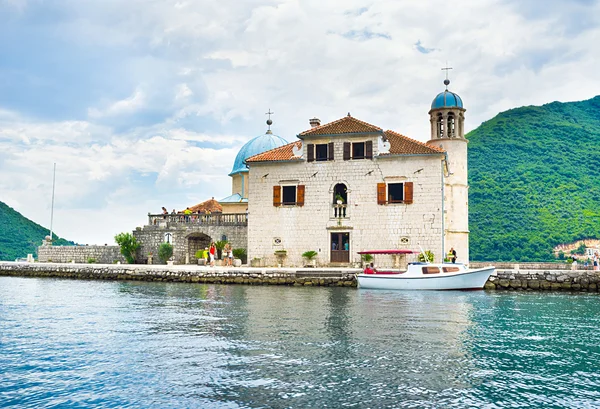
[377,183,386,205]
[296,185,305,206]
[307,144,314,162]
[343,142,351,160]
[328,142,334,161]
[273,185,281,207]
[366,140,373,159]
[404,182,413,204]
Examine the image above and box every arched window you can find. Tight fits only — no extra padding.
[448,113,455,138]
[333,183,347,218]
[437,113,444,138]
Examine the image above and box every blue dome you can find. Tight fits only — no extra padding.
[431,90,464,109]
[229,131,288,176]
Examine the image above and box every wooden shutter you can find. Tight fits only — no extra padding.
[296,185,305,206]
[365,140,373,159]
[307,144,314,162]
[377,183,386,205]
[343,142,351,160]
[328,142,334,161]
[404,182,413,204]
[273,186,281,207]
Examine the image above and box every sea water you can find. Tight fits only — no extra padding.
[1,276,599,408]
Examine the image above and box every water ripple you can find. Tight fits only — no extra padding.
[1,277,600,408]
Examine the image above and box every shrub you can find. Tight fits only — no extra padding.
[158,243,174,263]
[302,250,318,260]
[232,248,247,259]
[360,253,373,263]
[195,250,205,259]
[87,258,96,264]
[418,250,434,263]
[114,232,140,264]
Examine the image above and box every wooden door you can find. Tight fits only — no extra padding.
[331,232,350,263]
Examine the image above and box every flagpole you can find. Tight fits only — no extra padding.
[49,163,56,242]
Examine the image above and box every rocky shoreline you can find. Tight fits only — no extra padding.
[2,262,600,292]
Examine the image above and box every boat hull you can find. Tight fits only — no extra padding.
[357,267,495,290]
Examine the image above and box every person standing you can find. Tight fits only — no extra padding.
[209,243,216,267]
[448,247,457,263]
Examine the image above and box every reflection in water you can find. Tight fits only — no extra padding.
[1,277,600,408]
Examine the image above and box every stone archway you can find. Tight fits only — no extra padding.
[187,232,212,263]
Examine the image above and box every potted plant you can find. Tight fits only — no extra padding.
[360,253,373,267]
[195,249,207,266]
[251,257,262,267]
[417,250,434,263]
[335,194,344,204]
[233,248,247,265]
[302,250,318,267]
[215,240,228,260]
[158,243,173,264]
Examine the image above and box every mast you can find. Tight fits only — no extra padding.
[49,163,56,242]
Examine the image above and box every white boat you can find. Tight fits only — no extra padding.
[356,250,495,290]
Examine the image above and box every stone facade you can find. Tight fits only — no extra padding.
[486,269,600,291]
[248,133,446,267]
[37,245,125,264]
[133,217,247,265]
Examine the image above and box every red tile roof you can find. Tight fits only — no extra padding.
[246,141,303,163]
[383,130,445,155]
[298,114,382,136]
[186,198,223,213]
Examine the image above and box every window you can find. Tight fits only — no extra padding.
[315,144,328,161]
[443,267,460,273]
[388,183,404,203]
[422,267,440,274]
[273,185,305,207]
[343,141,373,160]
[352,142,365,159]
[307,143,334,162]
[437,113,444,138]
[377,182,413,205]
[448,113,455,138]
[282,186,296,205]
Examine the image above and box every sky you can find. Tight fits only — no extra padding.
[1,0,599,245]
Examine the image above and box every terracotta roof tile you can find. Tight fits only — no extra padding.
[299,115,382,136]
[246,141,303,163]
[383,130,445,155]
[186,198,223,213]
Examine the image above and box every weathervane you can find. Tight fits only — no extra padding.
[266,108,274,131]
[441,63,453,89]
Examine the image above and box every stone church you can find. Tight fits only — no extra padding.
[244,78,468,267]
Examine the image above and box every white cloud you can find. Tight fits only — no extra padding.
[1,0,600,246]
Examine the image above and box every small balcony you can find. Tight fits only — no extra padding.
[332,204,348,219]
[148,213,248,227]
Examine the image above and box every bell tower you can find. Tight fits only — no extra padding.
[427,70,469,263]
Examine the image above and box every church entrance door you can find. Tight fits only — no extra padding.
[330,232,350,263]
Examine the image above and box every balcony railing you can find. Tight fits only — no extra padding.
[332,204,348,219]
[148,213,248,227]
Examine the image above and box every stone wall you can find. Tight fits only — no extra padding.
[133,224,247,265]
[37,245,125,264]
[485,269,600,291]
[0,262,356,287]
[248,137,446,267]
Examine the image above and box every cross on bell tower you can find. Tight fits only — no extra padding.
[265,109,274,133]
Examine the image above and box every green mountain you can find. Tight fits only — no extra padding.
[468,95,600,261]
[0,201,74,260]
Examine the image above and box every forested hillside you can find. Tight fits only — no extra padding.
[0,201,74,260]
[468,95,600,261]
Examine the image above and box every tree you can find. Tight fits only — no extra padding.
[158,243,173,264]
[114,232,140,264]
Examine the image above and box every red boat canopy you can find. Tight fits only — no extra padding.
[357,250,420,255]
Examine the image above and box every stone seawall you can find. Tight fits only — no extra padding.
[2,263,600,292]
[486,269,600,291]
[0,262,356,287]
